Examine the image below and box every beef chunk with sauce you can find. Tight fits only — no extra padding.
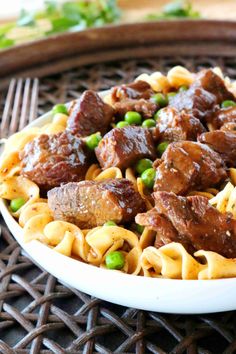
[111,80,154,101]
[194,69,234,104]
[20,131,91,190]
[67,90,114,136]
[111,80,158,119]
[198,130,236,166]
[169,69,234,120]
[114,99,157,119]
[48,178,146,228]
[95,126,156,170]
[154,107,206,142]
[136,192,236,258]
[154,141,227,195]
[207,106,236,130]
[169,86,216,120]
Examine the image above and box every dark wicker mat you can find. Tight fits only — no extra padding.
[1,56,236,354]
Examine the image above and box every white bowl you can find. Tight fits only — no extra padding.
[1,101,236,314]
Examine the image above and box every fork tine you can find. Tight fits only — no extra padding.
[9,78,23,136]
[0,79,16,139]
[29,78,39,123]
[0,78,39,140]
[19,78,31,131]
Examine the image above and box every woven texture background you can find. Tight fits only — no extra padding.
[0,56,236,354]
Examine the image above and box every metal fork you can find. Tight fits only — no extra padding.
[0,78,39,140]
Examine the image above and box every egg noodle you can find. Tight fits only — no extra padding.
[1,66,236,280]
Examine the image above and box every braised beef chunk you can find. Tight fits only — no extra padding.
[136,192,236,258]
[111,80,157,119]
[194,69,235,104]
[48,178,146,228]
[155,107,206,142]
[207,106,236,130]
[135,208,178,248]
[154,141,226,195]
[67,90,114,136]
[95,126,156,170]
[221,122,236,132]
[198,130,236,166]
[111,80,154,102]
[114,98,157,119]
[169,69,234,120]
[169,86,216,120]
[20,132,91,190]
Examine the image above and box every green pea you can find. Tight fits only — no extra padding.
[85,132,102,150]
[116,121,129,128]
[154,108,164,121]
[52,104,68,115]
[141,168,156,189]
[104,221,117,226]
[124,111,142,125]
[105,251,125,270]
[10,198,26,212]
[221,100,236,108]
[151,93,168,107]
[167,92,177,101]
[157,141,169,156]
[135,158,153,175]
[142,119,156,128]
[136,224,144,234]
[179,85,188,92]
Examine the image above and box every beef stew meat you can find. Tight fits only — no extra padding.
[111,80,158,119]
[111,80,154,102]
[48,178,146,229]
[95,126,156,170]
[221,122,236,132]
[198,130,236,166]
[207,106,236,130]
[169,69,234,120]
[136,192,236,258]
[67,90,114,136]
[114,98,157,119]
[194,69,235,104]
[169,86,216,121]
[154,141,227,195]
[20,131,91,190]
[155,107,206,142]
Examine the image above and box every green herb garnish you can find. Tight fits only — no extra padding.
[0,0,120,50]
[146,0,200,20]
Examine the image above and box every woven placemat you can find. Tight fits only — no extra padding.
[0,56,236,354]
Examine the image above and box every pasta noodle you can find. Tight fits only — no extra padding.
[209,182,236,218]
[141,243,204,279]
[167,66,194,88]
[141,243,236,279]
[135,72,170,93]
[85,225,141,274]
[0,176,40,217]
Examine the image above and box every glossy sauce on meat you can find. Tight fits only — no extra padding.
[198,130,236,166]
[48,178,146,228]
[20,131,91,190]
[136,192,236,258]
[67,90,114,136]
[95,126,156,170]
[111,80,158,118]
[169,69,234,121]
[155,107,206,142]
[154,141,226,195]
